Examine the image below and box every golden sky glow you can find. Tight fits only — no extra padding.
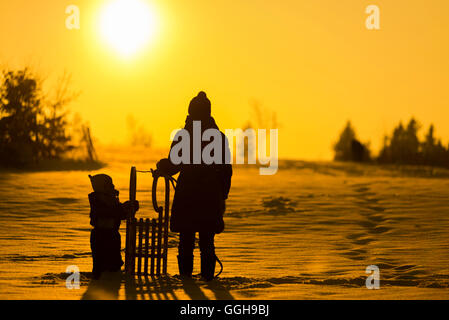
[1,0,448,160]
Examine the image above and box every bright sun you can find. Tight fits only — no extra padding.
[99,0,156,57]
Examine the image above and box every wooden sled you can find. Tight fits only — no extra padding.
[124,166,172,276]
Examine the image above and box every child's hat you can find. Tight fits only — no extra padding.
[88,174,113,193]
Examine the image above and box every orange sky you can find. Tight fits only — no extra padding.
[1,0,448,160]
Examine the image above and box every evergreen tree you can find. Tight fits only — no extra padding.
[334,121,370,162]
[0,69,77,167]
[377,118,449,168]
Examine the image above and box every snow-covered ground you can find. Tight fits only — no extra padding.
[1,148,448,299]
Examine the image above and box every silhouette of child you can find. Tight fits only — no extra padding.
[88,174,139,279]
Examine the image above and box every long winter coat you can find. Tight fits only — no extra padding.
[159,116,232,234]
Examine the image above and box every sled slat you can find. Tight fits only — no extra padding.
[137,218,144,275]
[144,218,150,275]
[151,219,156,276]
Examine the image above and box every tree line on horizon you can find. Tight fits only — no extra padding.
[0,68,98,168]
[334,119,449,168]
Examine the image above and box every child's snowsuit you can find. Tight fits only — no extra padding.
[88,174,137,279]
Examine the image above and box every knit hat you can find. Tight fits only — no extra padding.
[188,91,211,120]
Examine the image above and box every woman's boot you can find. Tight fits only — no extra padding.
[177,254,194,278]
[200,254,216,281]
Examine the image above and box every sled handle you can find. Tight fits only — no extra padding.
[151,170,165,213]
[129,166,137,216]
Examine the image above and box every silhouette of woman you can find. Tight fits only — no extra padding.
[156,91,232,281]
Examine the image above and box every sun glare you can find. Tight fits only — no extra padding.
[99,0,157,57]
